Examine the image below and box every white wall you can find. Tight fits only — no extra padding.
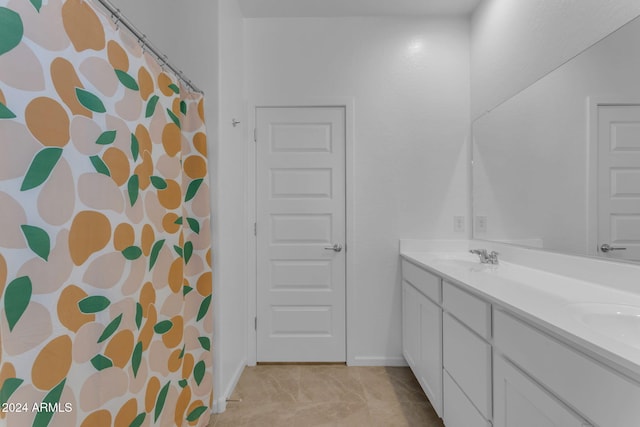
[214,0,248,413]
[471,0,640,119]
[245,17,470,364]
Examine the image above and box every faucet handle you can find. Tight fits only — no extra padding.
[469,249,489,263]
[488,251,499,264]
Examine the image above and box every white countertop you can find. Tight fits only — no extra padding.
[401,249,640,381]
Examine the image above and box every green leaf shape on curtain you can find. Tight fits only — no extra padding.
[183,241,193,265]
[168,83,180,94]
[32,379,65,427]
[178,345,185,359]
[129,413,146,427]
[122,246,142,260]
[150,176,167,190]
[97,313,122,343]
[128,174,139,206]
[193,361,205,386]
[187,218,200,234]
[166,109,181,128]
[145,95,159,118]
[178,379,188,388]
[78,296,110,314]
[0,101,16,119]
[135,303,143,330]
[90,354,113,371]
[132,342,143,377]
[197,295,211,322]
[173,245,183,258]
[153,320,173,334]
[180,100,187,115]
[187,406,208,423]
[198,336,211,351]
[29,0,42,12]
[89,155,111,176]
[4,276,32,332]
[0,7,23,56]
[75,88,106,113]
[149,239,165,271]
[154,381,171,422]
[185,178,204,202]
[21,147,63,191]
[0,378,24,405]
[115,69,139,91]
[183,286,193,296]
[130,133,139,161]
[95,130,116,145]
[174,217,183,225]
[20,225,51,261]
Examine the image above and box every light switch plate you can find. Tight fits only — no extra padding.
[475,216,487,233]
[453,216,465,233]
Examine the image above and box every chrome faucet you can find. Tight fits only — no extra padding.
[469,249,499,264]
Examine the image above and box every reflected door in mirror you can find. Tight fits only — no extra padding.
[597,105,640,262]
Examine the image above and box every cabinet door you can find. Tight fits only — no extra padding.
[443,313,492,419]
[494,356,591,427]
[402,281,420,369]
[419,296,443,417]
[444,371,491,427]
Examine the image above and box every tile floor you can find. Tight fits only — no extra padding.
[207,365,445,426]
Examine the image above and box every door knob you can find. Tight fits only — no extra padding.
[600,244,627,253]
[324,243,343,252]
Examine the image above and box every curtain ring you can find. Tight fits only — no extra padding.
[110,13,120,30]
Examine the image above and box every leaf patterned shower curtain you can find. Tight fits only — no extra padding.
[0,0,213,426]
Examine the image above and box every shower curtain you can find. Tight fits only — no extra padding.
[0,1,213,426]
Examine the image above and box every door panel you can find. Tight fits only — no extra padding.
[598,105,640,261]
[256,106,346,362]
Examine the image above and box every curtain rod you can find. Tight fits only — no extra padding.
[92,0,204,94]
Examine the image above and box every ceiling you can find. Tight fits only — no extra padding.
[238,0,483,18]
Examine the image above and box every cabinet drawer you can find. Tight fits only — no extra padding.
[443,313,492,419]
[402,260,441,303]
[444,371,491,427]
[494,309,640,427]
[443,281,491,339]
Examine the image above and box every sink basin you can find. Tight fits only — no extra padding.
[569,303,640,349]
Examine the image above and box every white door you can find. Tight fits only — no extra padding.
[256,106,346,362]
[597,105,640,261]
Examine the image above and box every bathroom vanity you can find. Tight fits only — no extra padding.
[400,240,640,427]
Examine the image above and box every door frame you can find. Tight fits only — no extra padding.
[587,97,640,258]
[246,97,355,366]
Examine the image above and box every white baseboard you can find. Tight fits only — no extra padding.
[211,358,246,414]
[348,356,408,367]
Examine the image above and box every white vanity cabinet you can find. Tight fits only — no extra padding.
[493,309,640,427]
[401,260,443,417]
[401,253,640,427]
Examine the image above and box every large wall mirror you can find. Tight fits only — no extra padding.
[472,15,640,263]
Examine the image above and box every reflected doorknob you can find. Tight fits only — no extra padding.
[600,243,627,253]
[324,243,343,252]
